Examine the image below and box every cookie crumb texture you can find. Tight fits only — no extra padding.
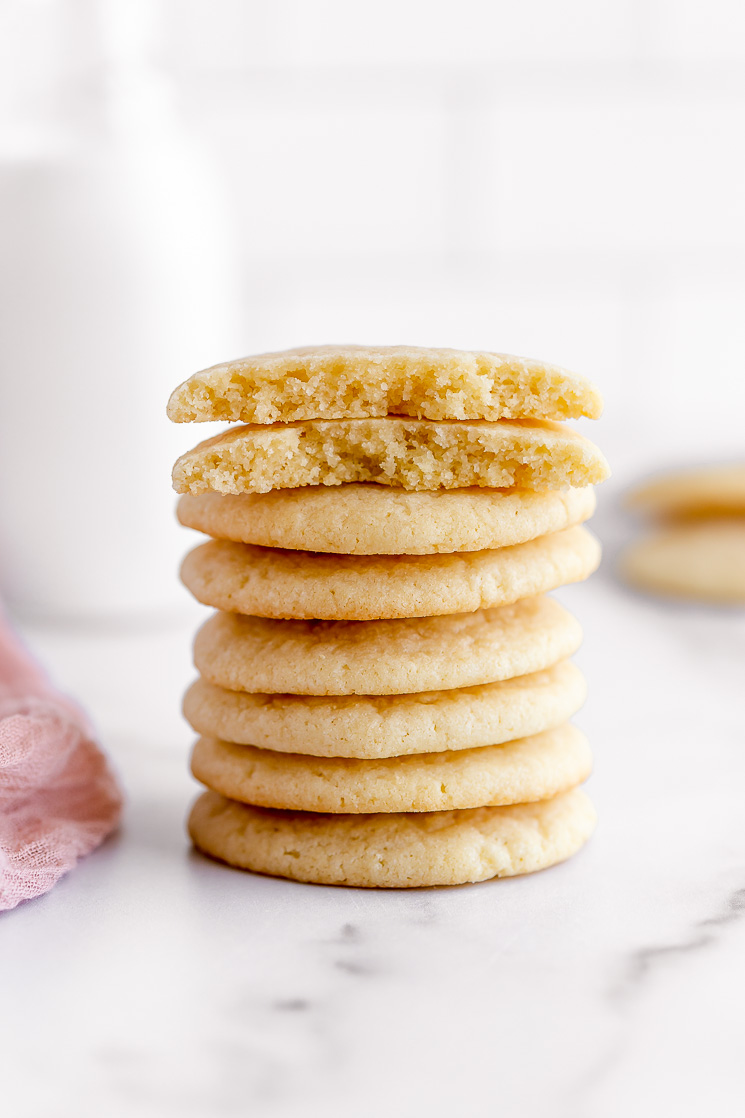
[172,418,609,495]
[188,786,597,887]
[167,345,603,425]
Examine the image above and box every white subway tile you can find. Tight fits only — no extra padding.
[649,1,745,60]
[251,268,626,387]
[201,104,448,258]
[161,0,637,70]
[600,273,745,476]
[634,283,745,415]
[488,91,745,253]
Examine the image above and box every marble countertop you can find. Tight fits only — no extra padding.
[2,522,745,1118]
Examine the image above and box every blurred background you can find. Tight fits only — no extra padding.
[1,0,744,621]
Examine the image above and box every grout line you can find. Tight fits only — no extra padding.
[169,60,745,106]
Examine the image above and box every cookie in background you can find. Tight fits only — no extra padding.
[621,463,745,605]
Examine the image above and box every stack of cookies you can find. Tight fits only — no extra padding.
[168,345,609,888]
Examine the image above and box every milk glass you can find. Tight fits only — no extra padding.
[0,2,243,619]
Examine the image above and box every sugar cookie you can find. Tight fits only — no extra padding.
[621,520,745,604]
[172,418,609,496]
[193,595,582,696]
[188,786,596,887]
[190,723,591,814]
[183,660,586,758]
[626,463,745,519]
[181,526,600,620]
[167,345,603,425]
[176,484,596,555]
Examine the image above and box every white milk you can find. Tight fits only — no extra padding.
[0,2,243,619]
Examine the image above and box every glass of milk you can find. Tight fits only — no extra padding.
[0,1,244,620]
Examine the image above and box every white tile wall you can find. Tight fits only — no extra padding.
[163,0,641,68]
[649,0,745,58]
[151,0,745,483]
[205,101,449,258]
[5,0,745,489]
[490,92,745,253]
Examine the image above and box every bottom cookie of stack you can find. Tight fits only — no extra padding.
[188,787,596,889]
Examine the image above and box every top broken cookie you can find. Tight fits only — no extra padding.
[166,345,603,425]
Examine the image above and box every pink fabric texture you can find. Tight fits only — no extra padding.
[0,611,123,910]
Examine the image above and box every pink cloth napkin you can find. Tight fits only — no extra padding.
[0,610,123,910]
